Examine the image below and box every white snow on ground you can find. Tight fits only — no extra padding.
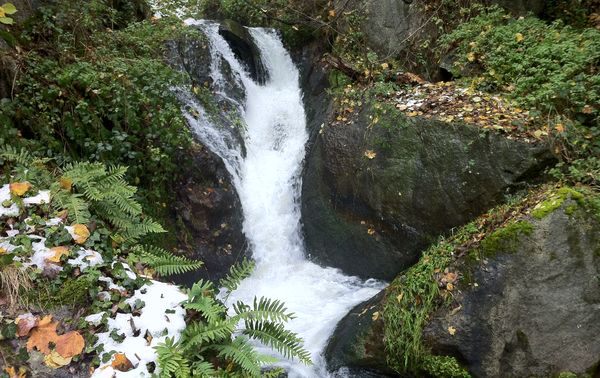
[88,280,188,377]
[23,190,50,205]
[67,248,104,270]
[0,184,20,217]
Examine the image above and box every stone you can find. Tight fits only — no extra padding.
[302,104,554,280]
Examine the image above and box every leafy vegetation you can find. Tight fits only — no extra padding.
[156,272,311,377]
[0,0,195,230]
[0,157,310,375]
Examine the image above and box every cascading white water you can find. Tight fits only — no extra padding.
[182,20,384,377]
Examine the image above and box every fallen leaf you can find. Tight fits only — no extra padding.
[16,313,38,337]
[111,353,134,372]
[448,326,457,336]
[396,292,404,302]
[27,316,59,354]
[55,331,85,358]
[3,366,27,378]
[367,228,376,235]
[446,283,455,291]
[554,123,565,133]
[467,52,476,62]
[364,150,377,159]
[9,182,31,196]
[372,311,380,321]
[380,62,389,70]
[582,105,593,114]
[72,224,90,244]
[328,9,335,17]
[59,177,73,191]
[46,247,70,263]
[44,350,72,369]
[515,33,524,42]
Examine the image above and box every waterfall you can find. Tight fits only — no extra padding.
[181,20,384,377]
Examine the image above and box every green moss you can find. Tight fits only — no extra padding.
[30,277,93,309]
[422,355,471,378]
[531,188,585,219]
[480,220,534,257]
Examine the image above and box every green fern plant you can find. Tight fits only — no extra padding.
[156,262,312,377]
[52,162,165,242]
[131,245,203,276]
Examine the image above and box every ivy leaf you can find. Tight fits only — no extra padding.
[1,3,17,15]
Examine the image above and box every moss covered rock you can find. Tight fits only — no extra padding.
[324,188,600,377]
[302,103,553,280]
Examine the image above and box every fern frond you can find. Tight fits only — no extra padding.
[191,360,217,377]
[133,245,202,276]
[243,320,312,365]
[155,337,192,378]
[182,320,236,349]
[233,297,295,323]
[184,295,225,323]
[51,190,91,224]
[0,145,33,166]
[220,258,255,298]
[213,337,262,377]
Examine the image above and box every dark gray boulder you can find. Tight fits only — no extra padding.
[302,105,554,280]
[324,191,600,377]
[424,200,600,377]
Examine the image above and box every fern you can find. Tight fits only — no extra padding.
[220,258,255,299]
[191,360,217,377]
[243,320,311,364]
[50,189,91,224]
[56,162,165,242]
[233,297,295,323]
[0,145,34,166]
[182,319,237,349]
[213,337,263,377]
[155,338,192,378]
[132,245,203,276]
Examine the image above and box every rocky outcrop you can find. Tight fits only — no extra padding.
[171,143,247,284]
[302,104,553,280]
[423,196,600,377]
[324,189,600,377]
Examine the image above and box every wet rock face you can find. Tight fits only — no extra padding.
[302,105,554,280]
[324,199,600,377]
[219,20,269,85]
[172,143,248,284]
[424,206,600,377]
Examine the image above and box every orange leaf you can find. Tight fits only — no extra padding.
[27,316,59,354]
[111,353,134,372]
[46,247,70,263]
[55,331,85,358]
[72,224,90,244]
[9,182,31,196]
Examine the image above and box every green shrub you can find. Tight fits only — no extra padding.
[441,6,600,119]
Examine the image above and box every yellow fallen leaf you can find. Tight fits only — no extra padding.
[446,283,455,291]
[9,182,31,196]
[44,350,72,369]
[328,9,335,18]
[72,224,90,244]
[372,311,380,321]
[46,247,70,263]
[448,326,457,336]
[515,33,524,42]
[467,52,476,62]
[367,228,376,235]
[364,150,377,160]
[380,62,389,70]
[396,292,404,302]
[59,177,73,191]
[3,366,27,378]
[554,123,565,133]
[0,247,6,255]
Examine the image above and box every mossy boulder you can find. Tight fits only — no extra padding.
[424,194,600,377]
[324,188,600,377]
[302,104,553,280]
